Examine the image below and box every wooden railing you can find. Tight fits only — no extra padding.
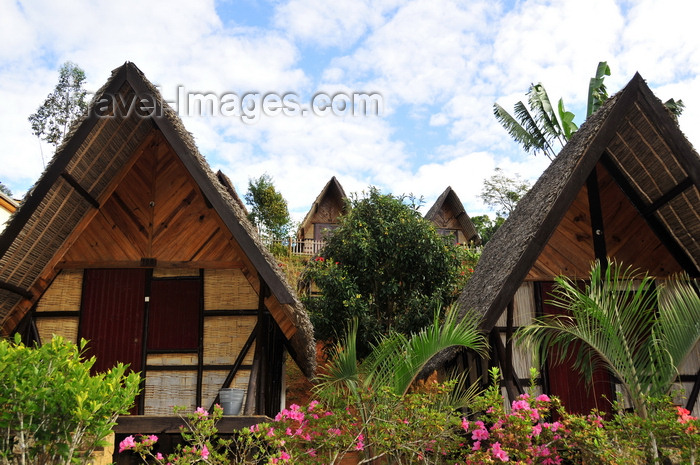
[262,237,326,256]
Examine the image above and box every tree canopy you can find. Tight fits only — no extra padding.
[301,187,471,356]
[244,173,292,239]
[28,61,88,153]
[480,167,531,218]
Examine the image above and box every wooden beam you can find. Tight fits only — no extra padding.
[208,324,258,412]
[686,365,700,413]
[60,171,100,209]
[641,177,694,216]
[56,260,245,270]
[586,167,608,268]
[0,280,33,300]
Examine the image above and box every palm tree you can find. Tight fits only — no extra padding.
[493,61,684,160]
[517,260,700,460]
[493,61,609,160]
[313,304,487,464]
[315,303,487,401]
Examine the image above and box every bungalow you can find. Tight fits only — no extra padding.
[296,176,347,255]
[0,62,316,439]
[424,186,480,245]
[456,73,700,416]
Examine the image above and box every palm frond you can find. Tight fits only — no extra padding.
[586,61,610,117]
[527,83,566,147]
[390,304,487,396]
[517,260,664,413]
[313,320,360,401]
[652,275,700,394]
[493,102,553,159]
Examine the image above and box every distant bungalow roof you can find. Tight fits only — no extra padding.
[424,186,480,244]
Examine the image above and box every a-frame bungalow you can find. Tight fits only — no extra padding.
[0,63,316,439]
[456,73,700,416]
[296,176,347,254]
[424,186,481,245]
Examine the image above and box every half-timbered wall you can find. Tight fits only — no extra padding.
[32,267,260,415]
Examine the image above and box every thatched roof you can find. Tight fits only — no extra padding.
[297,176,347,235]
[0,62,316,377]
[424,186,480,244]
[458,73,700,331]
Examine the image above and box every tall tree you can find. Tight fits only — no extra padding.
[493,61,683,160]
[0,183,12,197]
[480,168,531,217]
[244,173,292,239]
[301,187,467,356]
[28,62,88,156]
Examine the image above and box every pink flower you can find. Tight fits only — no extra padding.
[307,448,317,457]
[267,427,276,437]
[531,423,542,437]
[118,435,136,453]
[491,442,509,462]
[201,445,209,459]
[195,407,209,417]
[536,394,551,402]
[355,434,365,451]
[472,441,481,451]
[308,400,319,410]
[155,453,164,460]
[461,418,470,432]
[280,451,291,461]
[472,421,489,441]
[512,399,529,411]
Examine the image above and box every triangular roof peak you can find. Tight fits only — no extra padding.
[424,186,480,244]
[297,176,347,235]
[458,72,700,331]
[0,62,315,376]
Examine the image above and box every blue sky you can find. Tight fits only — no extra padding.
[1,0,699,223]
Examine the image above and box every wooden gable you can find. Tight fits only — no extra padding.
[60,131,243,268]
[527,161,684,281]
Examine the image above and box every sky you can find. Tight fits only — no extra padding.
[1,0,699,223]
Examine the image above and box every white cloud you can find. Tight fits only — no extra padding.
[1,0,699,221]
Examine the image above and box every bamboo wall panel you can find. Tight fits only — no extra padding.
[679,341,700,375]
[36,269,83,312]
[36,316,79,344]
[201,370,250,412]
[144,370,197,415]
[204,269,258,310]
[203,315,257,365]
[147,353,198,366]
[495,282,536,327]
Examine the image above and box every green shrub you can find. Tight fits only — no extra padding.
[0,334,141,465]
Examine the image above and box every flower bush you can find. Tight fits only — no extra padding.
[122,373,700,465]
[459,369,618,464]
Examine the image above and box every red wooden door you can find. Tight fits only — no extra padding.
[540,282,614,415]
[80,269,147,374]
